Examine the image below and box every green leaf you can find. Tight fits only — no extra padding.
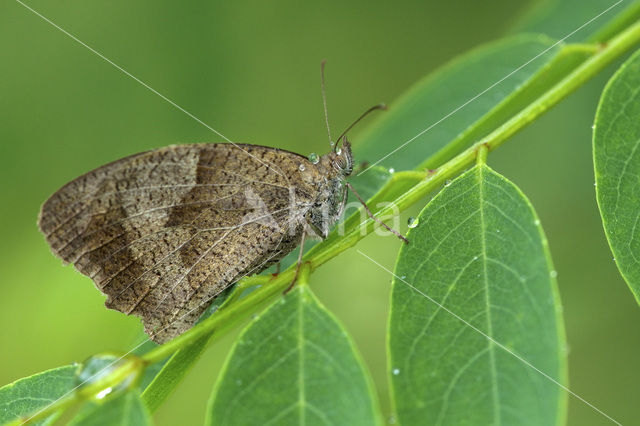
[0,364,78,425]
[141,338,209,413]
[355,35,559,171]
[594,47,640,304]
[207,285,381,426]
[69,391,152,426]
[513,0,640,42]
[388,164,567,425]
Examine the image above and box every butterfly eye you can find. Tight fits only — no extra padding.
[338,150,353,175]
[332,154,350,174]
[336,156,347,170]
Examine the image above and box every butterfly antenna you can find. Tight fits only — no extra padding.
[321,60,333,150]
[335,103,387,147]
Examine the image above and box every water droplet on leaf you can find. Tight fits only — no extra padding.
[308,152,319,164]
[392,368,400,375]
[407,217,419,228]
[550,270,558,278]
[388,168,395,174]
[76,353,144,399]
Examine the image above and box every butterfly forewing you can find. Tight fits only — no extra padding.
[38,144,321,342]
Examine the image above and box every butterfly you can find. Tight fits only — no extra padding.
[37,64,405,343]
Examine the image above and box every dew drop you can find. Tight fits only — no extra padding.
[550,270,558,278]
[388,167,395,174]
[77,354,119,386]
[534,219,540,226]
[76,353,144,398]
[392,368,400,375]
[591,124,596,130]
[308,152,319,164]
[298,164,306,172]
[400,275,406,280]
[473,255,479,260]
[444,179,452,186]
[407,217,419,228]
[594,182,597,187]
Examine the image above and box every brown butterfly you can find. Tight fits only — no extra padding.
[38,64,405,343]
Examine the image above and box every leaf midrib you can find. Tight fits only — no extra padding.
[478,165,501,425]
[297,290,306,426]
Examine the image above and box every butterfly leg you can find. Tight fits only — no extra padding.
[283,231,306,294]
[345,181,409,244]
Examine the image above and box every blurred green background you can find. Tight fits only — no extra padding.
[1,1,638,425]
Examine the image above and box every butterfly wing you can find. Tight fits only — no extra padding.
[38,143,317,342]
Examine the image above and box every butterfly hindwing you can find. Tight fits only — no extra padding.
[38,143,318,342]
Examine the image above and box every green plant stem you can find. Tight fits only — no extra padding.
[477,144,489,165]
[142,17,640,365]
[24,14,640,423]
